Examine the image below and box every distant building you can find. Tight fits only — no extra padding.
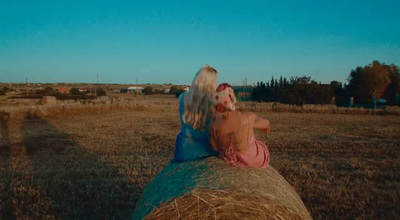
[79,88,90,93]
[58,87,70,94]
[237,92,252,99]
[233,86,253,101]
[182,86,190,92]
[127,86,144,94]
[163,88,171,94]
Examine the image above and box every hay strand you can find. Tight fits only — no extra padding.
[133,157,312,219]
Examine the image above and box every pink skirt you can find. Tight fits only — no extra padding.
[220,137,270,168]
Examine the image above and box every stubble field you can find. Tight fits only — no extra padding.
[1,98,399,219]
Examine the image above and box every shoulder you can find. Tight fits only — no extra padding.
[178,92,189,107]
[178,92,186,100]
[239,111,258,122]
[180,92,191,103]
[235,111,255,118]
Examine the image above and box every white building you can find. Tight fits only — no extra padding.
[127,86,144,94]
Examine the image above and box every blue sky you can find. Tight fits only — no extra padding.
[1,0,399,85]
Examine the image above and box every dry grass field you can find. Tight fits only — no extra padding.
[1,97,399,219]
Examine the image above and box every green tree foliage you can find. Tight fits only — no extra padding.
[382,64,400,105]
[329,81,347,105]
[96,87,106,96]
[169,86,179,94]
[70,87,80,96]
[251,61,398,106]
[175,89,186,98]
[2,86,13,93]
[1,86,13,95]
[283,76,333,105]
[252,76,333,106]
[348,61,392,103]
[143,86,154,95]
[36,87,55,95]
[44,87,55,94]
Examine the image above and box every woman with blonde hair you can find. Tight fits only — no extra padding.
[172,65,219,162]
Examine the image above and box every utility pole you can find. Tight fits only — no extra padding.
[95,74,98,96]
[245,77,247,93]
[136,78,139,95]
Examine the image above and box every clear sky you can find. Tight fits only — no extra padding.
[1,0,399,85]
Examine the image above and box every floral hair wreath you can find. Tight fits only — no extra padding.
[211,83,237,114]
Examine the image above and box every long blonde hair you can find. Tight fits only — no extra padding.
[183,65,218,130]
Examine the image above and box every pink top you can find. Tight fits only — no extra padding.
[216,134,270,169]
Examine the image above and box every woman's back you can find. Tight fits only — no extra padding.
[179,93,210,139]
[211,111,270,168]
[172,93,218,162]
[212,111,256,152]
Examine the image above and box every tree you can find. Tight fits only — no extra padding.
[382,64,400,105]
[283,77,288,88]
[270,76,275,89]
[36,86,55,95]
[169,86,179,94]
[143,86,154,95]
[2,87,11,93]
[70,87,80,96]
[175,89,186,98]
[280,76,332,105]
[348,61,391,103]
[96,87,106,96]
[364,61,391,101]
[348,66,363,102]
[1,86,14,95]
[44,87,55,94]
[330,81,345,97]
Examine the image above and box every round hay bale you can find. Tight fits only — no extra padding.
[41,96,57,105]
[133,157,312,220]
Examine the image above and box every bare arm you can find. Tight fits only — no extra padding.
[249,112,270,134]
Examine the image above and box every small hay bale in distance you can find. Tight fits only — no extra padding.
[41,96,57,105]
[133,157,312,220]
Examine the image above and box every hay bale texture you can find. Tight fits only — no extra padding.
[41,96,57,105]
[133,157,312,220]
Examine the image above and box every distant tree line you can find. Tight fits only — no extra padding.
[0,86,15,96]
[252,76,333,105]
[143,86,186,97]
[251,61,400,106]
[6,86,104,100]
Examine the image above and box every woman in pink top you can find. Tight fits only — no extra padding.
[209,83,271,168]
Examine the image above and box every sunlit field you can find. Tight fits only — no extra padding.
[1,97,399,219]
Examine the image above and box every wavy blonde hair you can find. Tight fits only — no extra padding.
[183,65,218,130]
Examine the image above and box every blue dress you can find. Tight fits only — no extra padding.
[172,93,219,162]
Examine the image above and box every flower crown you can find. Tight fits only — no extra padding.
[211,83,236,115]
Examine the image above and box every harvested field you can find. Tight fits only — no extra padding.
[0,100,399,219]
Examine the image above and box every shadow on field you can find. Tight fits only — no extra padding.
[0,120,14,219]
[19,118,138,219]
